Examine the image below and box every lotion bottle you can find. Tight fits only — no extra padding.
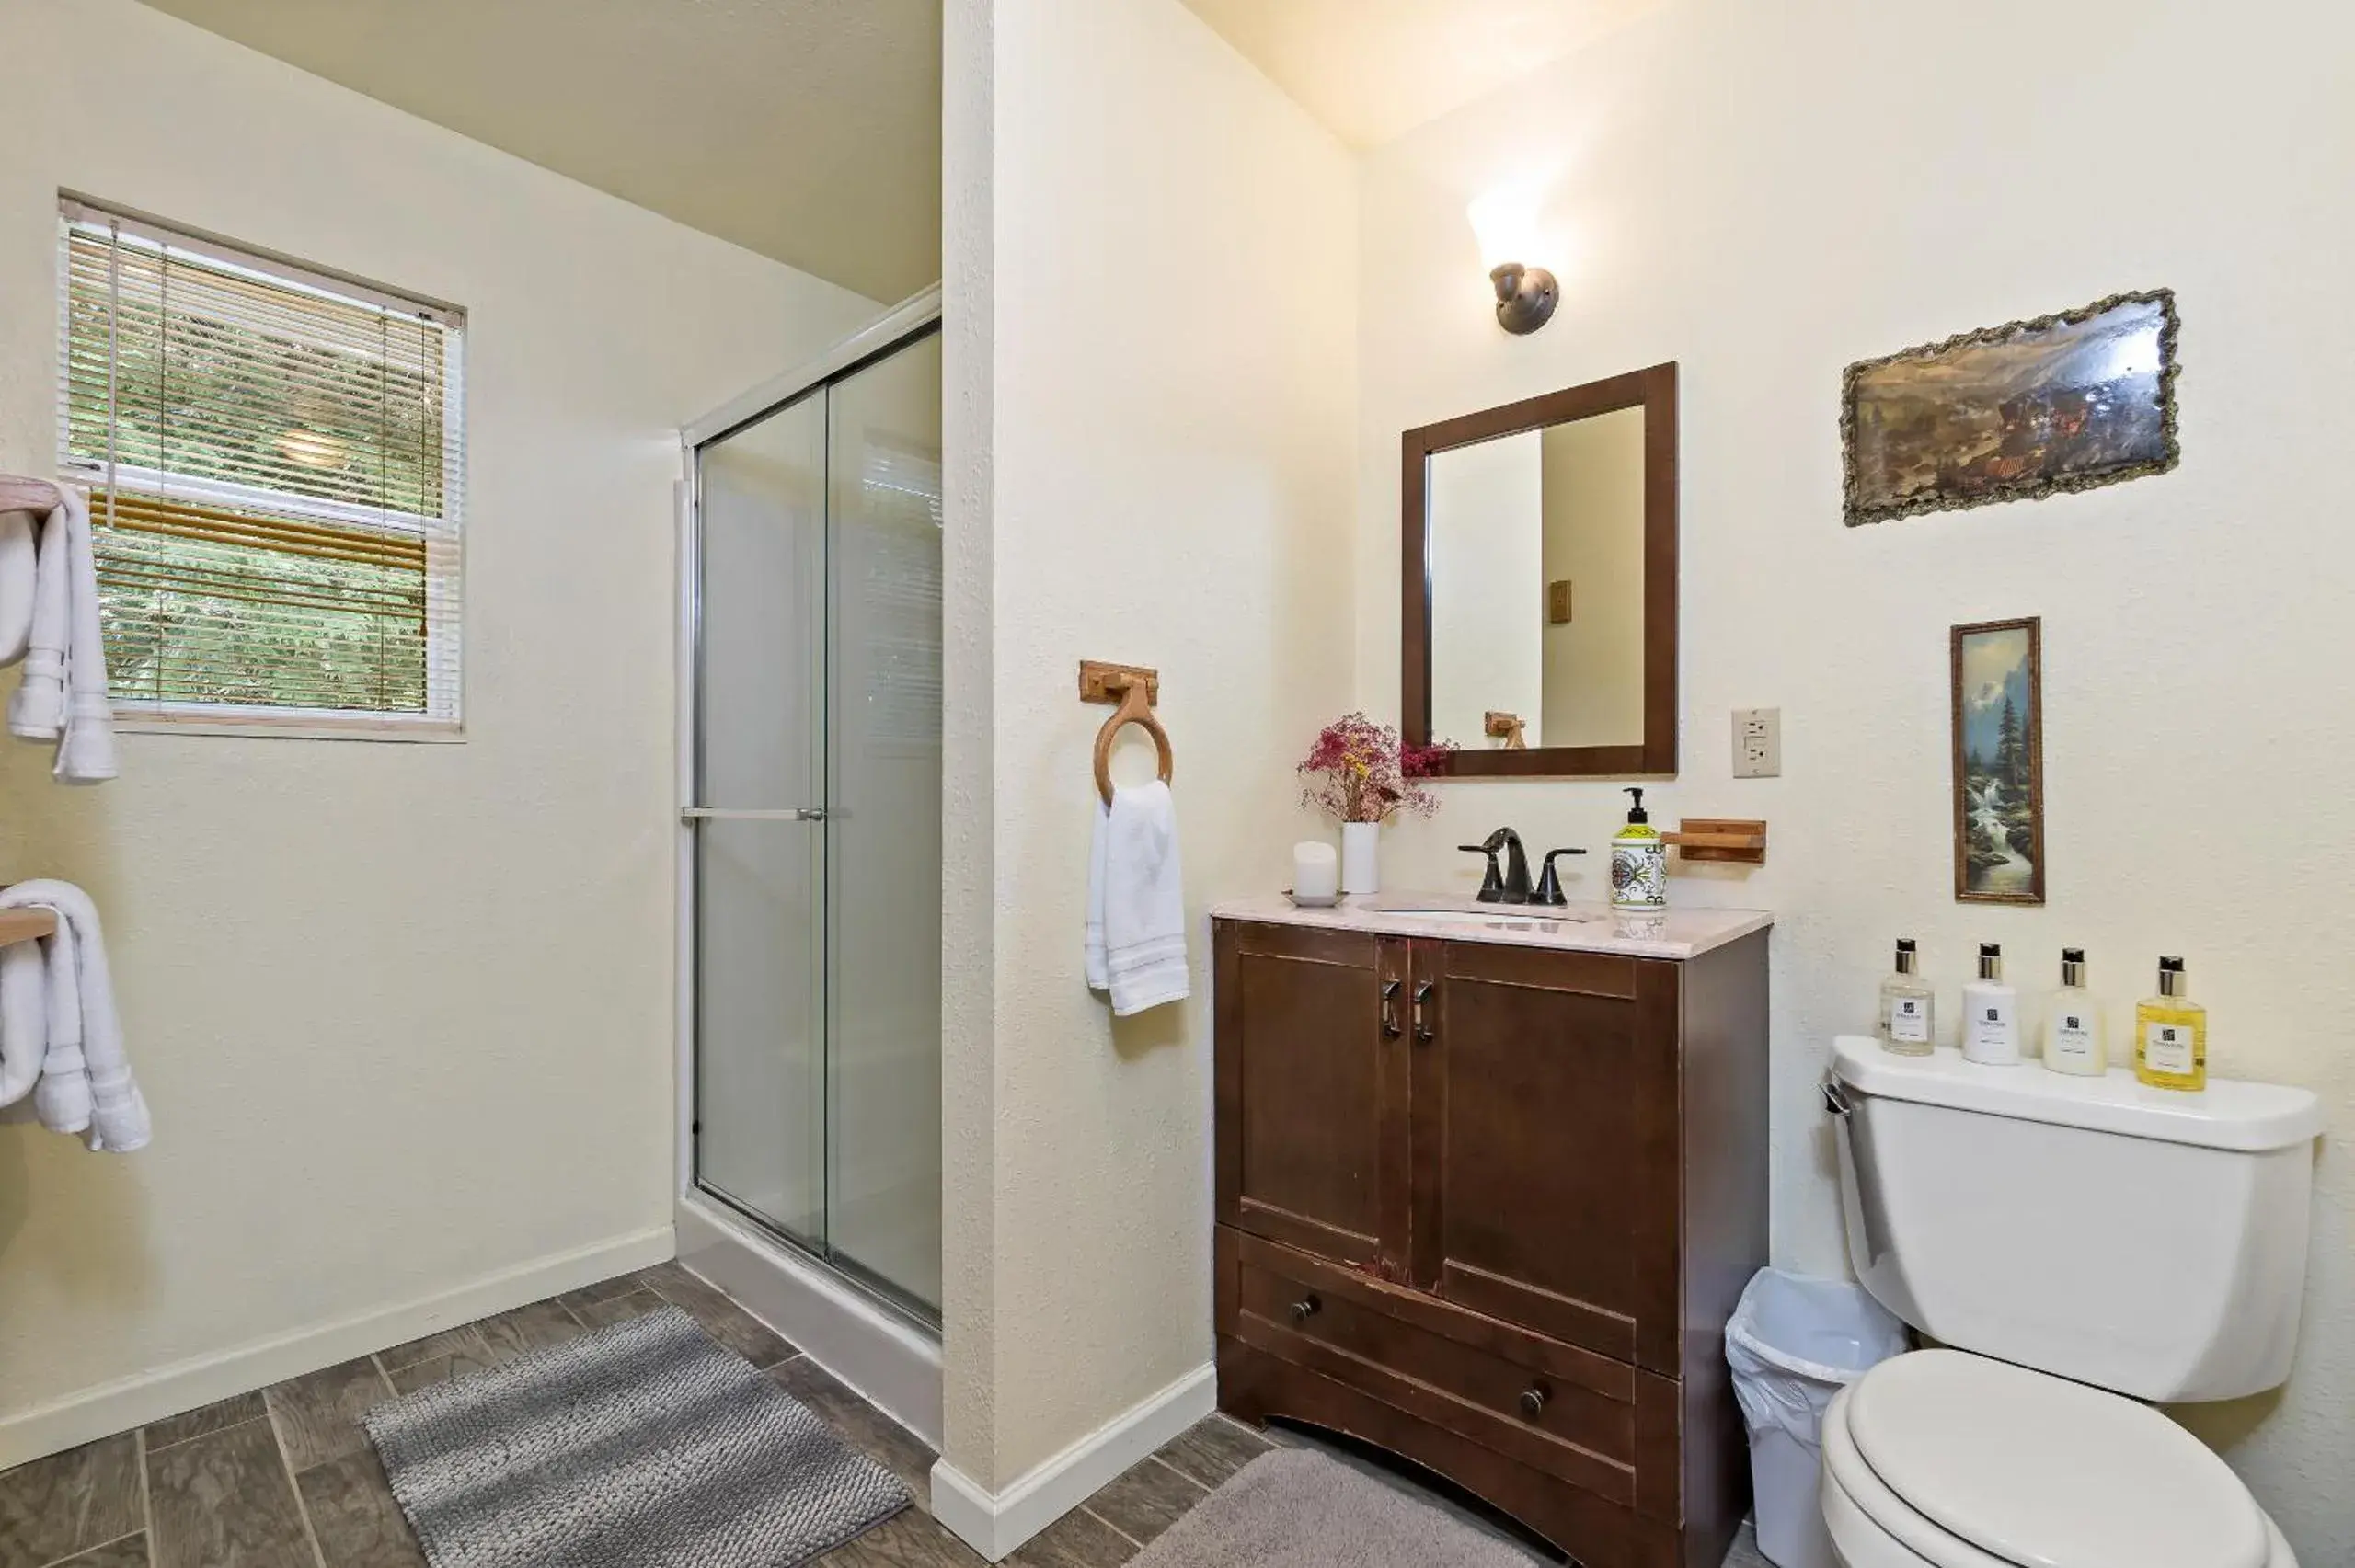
[2134,956,2208,1092]
[1610,787,1667,911]
[2041,947,2107,1076]
[1960,942,2021,1066]
[1878,939,1936,1058]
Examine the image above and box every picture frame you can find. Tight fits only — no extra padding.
[1951,617,2044,905]
[1844,290,2180,527]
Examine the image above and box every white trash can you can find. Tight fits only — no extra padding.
[1726,1268,1909,1568]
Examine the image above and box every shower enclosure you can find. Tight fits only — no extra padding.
[677,293,943,1368]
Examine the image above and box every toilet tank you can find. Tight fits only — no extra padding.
[1827,1036,2323,1402]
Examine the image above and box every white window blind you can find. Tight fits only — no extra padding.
[55,198,465,732]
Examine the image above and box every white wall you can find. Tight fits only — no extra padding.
[0,0,876,1458]
[1350,1,2354,1556]
[941,0,1357,1497]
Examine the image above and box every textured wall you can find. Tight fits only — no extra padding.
[939,0,1358,1492]
[1350,1,2354,1556]
[0,0,873,1444]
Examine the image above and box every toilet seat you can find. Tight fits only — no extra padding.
[1821,1351,2292,1568]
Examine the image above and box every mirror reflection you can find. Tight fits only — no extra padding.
[1427,405,1647,752]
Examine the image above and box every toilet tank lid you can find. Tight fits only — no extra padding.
[1832,1036,2323,1152]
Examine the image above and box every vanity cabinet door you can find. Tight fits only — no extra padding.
[1215,921,1411,1273]
[1411,941,1683,1373]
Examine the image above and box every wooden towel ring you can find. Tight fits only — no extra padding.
[1093,676,1174,806]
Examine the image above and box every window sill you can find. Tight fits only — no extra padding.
[110,706,464,743]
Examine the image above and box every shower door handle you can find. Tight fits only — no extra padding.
[681,807,829,822]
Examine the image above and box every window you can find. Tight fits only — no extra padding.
[57,198,464,733]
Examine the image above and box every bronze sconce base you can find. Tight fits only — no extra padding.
[1490,263,1558,335]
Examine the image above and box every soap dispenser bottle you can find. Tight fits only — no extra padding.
[1610,788,1667,911]
[1960,942,2021,1066]
[2134,956,2207,1092]
[1878,939,1936,1057]
[2042,947,2108,1077]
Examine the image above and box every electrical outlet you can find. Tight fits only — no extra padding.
[1733,707,1780,778]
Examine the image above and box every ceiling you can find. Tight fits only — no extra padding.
[1178,0,1655,148]
[140,0,941,303]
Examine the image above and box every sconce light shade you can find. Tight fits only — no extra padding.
[1490,263,1558,335]
[1468,189,1557,335]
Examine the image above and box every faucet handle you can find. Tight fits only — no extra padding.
[1534,848,1588,907]
[1457,843,1506,903]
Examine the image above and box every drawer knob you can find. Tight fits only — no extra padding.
[1518,1386,1548,1418]
[1288,1295,1322,1325]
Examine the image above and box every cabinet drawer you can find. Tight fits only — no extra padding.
[1223,1231,1675,1512]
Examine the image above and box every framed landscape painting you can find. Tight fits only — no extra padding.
[1844,290,2179,526]
[1951,618,2044,905]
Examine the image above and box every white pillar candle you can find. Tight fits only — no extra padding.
[1292,841,1338,902]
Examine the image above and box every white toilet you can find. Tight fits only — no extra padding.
[1820,1036,2323,1568]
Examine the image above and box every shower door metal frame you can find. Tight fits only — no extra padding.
[675,286,944,1333]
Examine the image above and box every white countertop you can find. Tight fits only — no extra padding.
[1212,893,1773,961]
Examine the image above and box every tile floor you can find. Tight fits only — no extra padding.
[0,1260,1768,1568]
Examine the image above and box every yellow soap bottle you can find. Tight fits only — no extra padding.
[2133,956,2207,1092]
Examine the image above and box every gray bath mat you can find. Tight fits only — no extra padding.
[1130,1448,1540,1567]
[362,1304,909,1568]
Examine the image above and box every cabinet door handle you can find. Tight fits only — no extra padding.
[1412,981,1435,1043]
[1379,980,1402,1038]
[1288,1294,1322,1325]
[1519,1385,1548,1418]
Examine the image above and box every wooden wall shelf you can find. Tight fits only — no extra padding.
[1662,818,1767,865]
[0,909,57,946]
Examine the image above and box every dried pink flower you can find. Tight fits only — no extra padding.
[1298,713,1453,824]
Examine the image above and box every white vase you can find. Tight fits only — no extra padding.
[1339,821,1381,897]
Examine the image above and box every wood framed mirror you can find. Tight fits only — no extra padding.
[1403,363,1678,778]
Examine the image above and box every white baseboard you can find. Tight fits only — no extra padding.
[0,1225,674,1470]
[674,1194,943,1448]
[932,1361,1216,1562]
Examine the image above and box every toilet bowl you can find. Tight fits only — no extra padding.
[1818,1351,2295,1568]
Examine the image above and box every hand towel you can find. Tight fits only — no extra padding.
[1085,795,1111,990]
[0,936,43,1106]
[0,476,117,783]
[1086,780,1189,1016]
[3,476,69,740]
[0,879,146,1151]
[56,486,119,783]
[0,509,35,665]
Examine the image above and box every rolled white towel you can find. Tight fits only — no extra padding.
[31,913,89,1138]
[0,936,44,1107]
[3,477,69,743]
[0,477,116,782]
[0,880,145,1152]
[0,509,35,666]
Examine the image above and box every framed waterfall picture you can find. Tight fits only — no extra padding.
[1951,617,2045,905]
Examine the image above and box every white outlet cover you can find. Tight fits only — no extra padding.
[1733,707,1780,778]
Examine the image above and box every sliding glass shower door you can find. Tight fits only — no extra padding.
[689,323,942,1322]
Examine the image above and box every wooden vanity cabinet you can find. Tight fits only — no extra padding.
[1212,916,1769,1568]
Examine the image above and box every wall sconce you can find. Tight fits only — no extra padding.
[1467,189,1557,336]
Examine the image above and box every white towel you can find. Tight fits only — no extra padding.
[0,509,35,665]
[0,880,146,1152]
[1086,780,1189,1017]
[0,476,117,784]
